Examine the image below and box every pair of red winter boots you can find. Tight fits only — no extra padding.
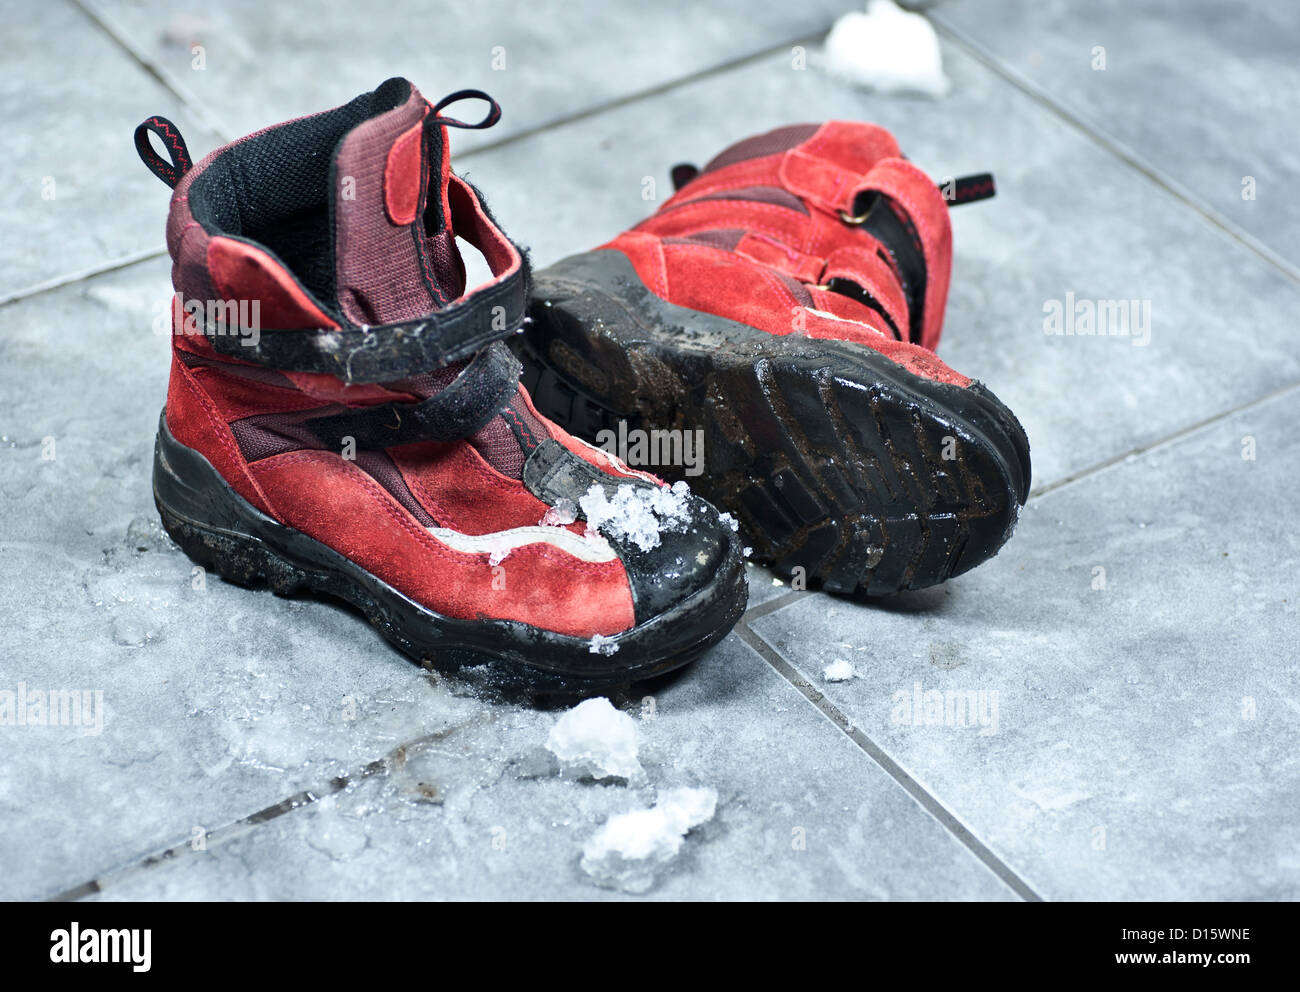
[135,78,1028,691]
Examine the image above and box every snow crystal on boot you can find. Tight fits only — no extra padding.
[588,633,620,656]
[539,497,578,527]
[579,480,693,552]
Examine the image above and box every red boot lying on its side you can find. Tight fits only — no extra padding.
[517,121,1030,596]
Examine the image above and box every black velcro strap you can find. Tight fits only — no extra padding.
[206,261,528,383]
[134,116,193,189]
[522,438,658,511]
[943,173,996,206]
[857,197,927,345]
[302,342,521,449]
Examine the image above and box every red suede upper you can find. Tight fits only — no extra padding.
[164,330,640,637]
[601,121,971,387]
[160,83,645,638]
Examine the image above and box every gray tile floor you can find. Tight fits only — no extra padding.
[1,0,1295,900]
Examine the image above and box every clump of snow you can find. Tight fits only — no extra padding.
[822,0,949,98]
[582,524,609,551]
[580,787,718,893]
[545,697,642,781]
[718,511,739,532]
[822,658,856,682]
[539,497,578,527]
[488,545,511,566]
[578,480,693,552]
[589,633,620,656]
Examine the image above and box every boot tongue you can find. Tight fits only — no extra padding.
[328,81,546,479]
[330,81,461,326]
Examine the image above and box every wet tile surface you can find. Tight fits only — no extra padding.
[91,637,1016,901]
[81,0,848,148]
[936,0,1300,269]
[0,0,222,300]
[753,388,1300,900]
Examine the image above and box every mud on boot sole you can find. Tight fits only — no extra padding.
[152,412,747,692]
[514,250,1031,596]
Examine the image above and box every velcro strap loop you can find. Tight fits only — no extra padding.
[735,233,824,284]
[206,260,527,383]
[848,158,953,350]
[820,245,911,339]
[777,146,859,215]
[302,342,521,449]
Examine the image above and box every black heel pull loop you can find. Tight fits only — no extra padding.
[670,163,700,192]
[431,89,502,130]
[134,116,193,189]
[942,172,996,207]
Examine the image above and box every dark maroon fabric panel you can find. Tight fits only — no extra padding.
[332,87,440,324]
[661,228,747,251]
[671,185,809,215]
[701,123,819,174]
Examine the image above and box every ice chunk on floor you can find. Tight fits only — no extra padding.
[580,786,718,894]
[822,658,856,682]
[579,480,693,552]
[545,697,642,781]
[822,0,949,98]
[540,497,578,527]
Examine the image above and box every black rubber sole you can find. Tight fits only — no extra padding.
[152,412,747,693]
[514,250,1031,596]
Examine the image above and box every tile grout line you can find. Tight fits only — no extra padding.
[8,10,827,313]
[0,246,167,309]
[68,0,234,141]
[49,721,466,901]
[1027,376,1300,501]
[929,11,1300,290]
[455,29,828,162]
[73,0,823,161]
[734,621,1043,901]
[742,587,806,623]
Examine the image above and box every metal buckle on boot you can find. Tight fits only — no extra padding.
[839,191,879,226]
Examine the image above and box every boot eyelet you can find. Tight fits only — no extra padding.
[839,207,872,225]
